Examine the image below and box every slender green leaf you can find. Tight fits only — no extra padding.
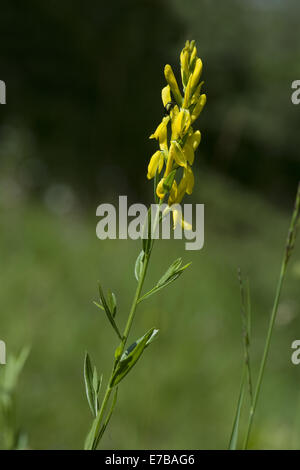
[98,283,122,340]
[107,289,117,318]
[138,259,191,303]
[110,328,158,387]
[229,370,245,450]
[84,352,96,418]
[93,300,104,311]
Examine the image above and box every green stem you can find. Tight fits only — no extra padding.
[243,183,300,449]
[85,200,162,450]
[243,263,285,449]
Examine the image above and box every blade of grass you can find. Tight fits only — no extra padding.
[229,368,245,449]
[243,182,300,449]
[238,268,253,406]
[228,269,253,449]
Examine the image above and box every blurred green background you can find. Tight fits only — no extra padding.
[0,0,300,450]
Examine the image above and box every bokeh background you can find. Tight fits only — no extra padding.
[0,0,300,449]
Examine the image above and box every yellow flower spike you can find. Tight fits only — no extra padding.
[161,85,171,107]
[164,64,183,106]
[147,150,164,180]
[191,94,207,123]
[190,58,203,92]
[147,40,206,206]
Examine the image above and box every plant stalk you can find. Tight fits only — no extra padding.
[243,183,300,449]
[85,200,162,449]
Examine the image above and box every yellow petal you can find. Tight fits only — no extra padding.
[183,142,194,165]
[161,85,171,107]
[172,208,180,229]
[150,116,169,140]
[147,151,164,179]
[190,58,203,91]
[191,130,201,150]
[172,208,193,231]
[164,64,182,106]
[182,75,193,108]
[180,50,189,87]
[191,94,206,123]
[156,178,166,199]
[165,144,174,176]
[184,130,201,164]
[189,46,197,69]
[171,141,187,168]
[171,109,191,140]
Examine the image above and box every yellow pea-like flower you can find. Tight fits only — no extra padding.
[164,64,183,106]
[190,58,203,92]
[171,141,187,168]
[183,141,194,166]
[183,130,201,165]
[191,94,206,123]
[156,177,167,199]
[191,130,201,150]
[190,45,197,68]
[147,151,164,180]
[171,109,191,140]
[150,116,169,152]
[180,50,189,87]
